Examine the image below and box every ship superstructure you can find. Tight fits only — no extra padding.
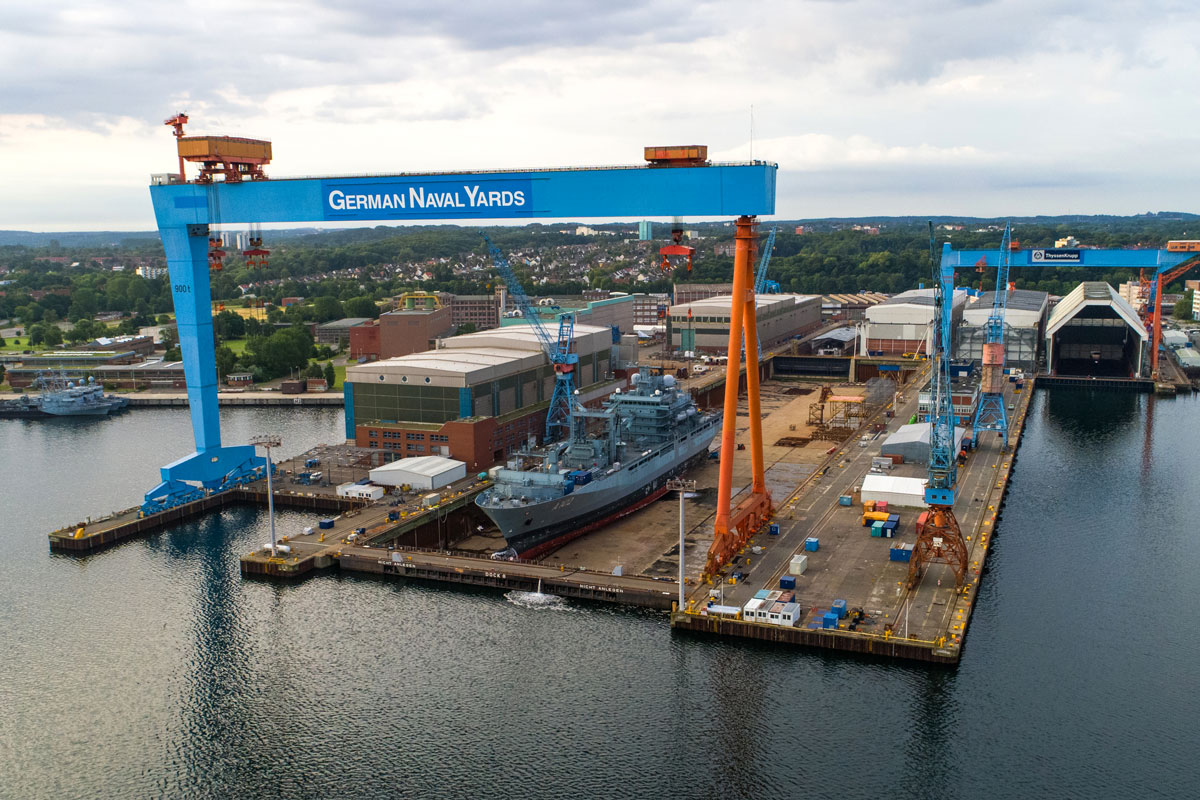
[476,368,718,558]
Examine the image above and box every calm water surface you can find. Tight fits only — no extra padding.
[0,396,1196,799]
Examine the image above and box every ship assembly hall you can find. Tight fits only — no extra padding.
[45,121,1200,666]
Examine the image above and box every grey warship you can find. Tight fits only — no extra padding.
[476,367,718,559]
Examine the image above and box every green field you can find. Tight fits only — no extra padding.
[223,338,249,356]
[333,364,345,390]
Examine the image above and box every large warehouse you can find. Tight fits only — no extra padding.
[667,294,822,353]
[345,324,619,470]
[1045,282,1146,377]
[955,289,1049,370]
[860,289,967,356]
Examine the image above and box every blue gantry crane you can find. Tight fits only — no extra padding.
[908,226,969,589]
[971,223,1013,447]
[141,124,776,515]
[482,235,579,442]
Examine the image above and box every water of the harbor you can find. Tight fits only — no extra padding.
[1,395,1197,800]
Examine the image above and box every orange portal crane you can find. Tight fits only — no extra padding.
[1148,258,1200,379]
[704,216,772,578]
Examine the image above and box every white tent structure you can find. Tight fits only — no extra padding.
[880,423,968,465]
[860,474,928,508]
[368,455,467,490]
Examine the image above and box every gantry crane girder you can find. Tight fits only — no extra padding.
[146,142,776,513]
[940,244,1199,380]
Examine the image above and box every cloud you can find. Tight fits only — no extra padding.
[3,0,1200,228]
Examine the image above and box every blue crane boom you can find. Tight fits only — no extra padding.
[972,224,1013,447]
[482,235,579,441]
[753,225,779,295]
[926,238,958,506]
[143,143,775,514]
[907,227,969,589]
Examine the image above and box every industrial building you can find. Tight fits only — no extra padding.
[316,317,372,346]
[917,374,980,427]
[956,289,1049,370]
[7,359,187,390]
[442,293,501,331]
[820,293,889,322]
[860,288,967,356]
[667,294,821,353]
[368,455,467,490]
[810,327,858,355]
[673,282,732,305]
[350,303,454,361]
[83,335,156,358]
[498,295,634,346]
[1045,282,1146,377]
[346,324,619,470]
[879,423,969,465]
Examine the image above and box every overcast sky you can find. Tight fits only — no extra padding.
[3,0,1199,231]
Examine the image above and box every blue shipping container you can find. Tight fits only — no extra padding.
[805,537,819,552]
[889,545,913,562]
[839,495,853,506]
[780,575,796,590]
[871,521,885,537]
[832,599,847,618]
[318,519,334,529]
[822,612,839,629]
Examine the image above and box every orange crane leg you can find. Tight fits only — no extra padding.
[705,216,772,578]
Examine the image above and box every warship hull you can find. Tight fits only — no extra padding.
[481,429,715,559]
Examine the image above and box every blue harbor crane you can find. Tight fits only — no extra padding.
[971,223,1013,447]
[141,125,775,515]
[908,225,969,589]
[482,235,579,442]
[753,224,780,295]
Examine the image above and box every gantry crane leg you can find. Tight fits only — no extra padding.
[705,216,772,578]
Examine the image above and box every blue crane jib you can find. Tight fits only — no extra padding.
[925,241,958,507]
[482,234,578,441]
[144,157,777,514]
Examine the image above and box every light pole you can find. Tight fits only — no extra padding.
[667,477,696,610]
[252,434,282,556]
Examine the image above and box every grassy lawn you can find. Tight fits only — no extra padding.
[223,338,249,356]
[333,364,345,390]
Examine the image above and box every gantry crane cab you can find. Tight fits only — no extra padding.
[162,112,271,184]
[644,145,709,167]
